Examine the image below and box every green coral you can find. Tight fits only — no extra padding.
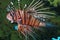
[48,0,60,7]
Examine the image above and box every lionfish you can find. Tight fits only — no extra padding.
[6,0,55,40]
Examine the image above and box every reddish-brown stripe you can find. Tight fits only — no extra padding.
[34,19,40,27]
[31,17,36,26]
[28,15,32,26]
[18,10,21,19]
[21,10,25,24]
[25,12,29,25]
[15,10,18,22]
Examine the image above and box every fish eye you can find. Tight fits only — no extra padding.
[9,11,15,21]
[10,11,14,16]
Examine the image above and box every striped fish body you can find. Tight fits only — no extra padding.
[7,9,46,35]
[6,0,55,36]
[13,10,45,27]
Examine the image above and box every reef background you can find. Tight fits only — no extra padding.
[0,0,60,40]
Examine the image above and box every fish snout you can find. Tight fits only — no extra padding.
[6,13,14,23]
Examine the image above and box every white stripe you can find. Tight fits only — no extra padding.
[33,1,43,8]
[27,0,35,9]
[31,0,40,8]
[35,3,44,9]
[36,7,50,11]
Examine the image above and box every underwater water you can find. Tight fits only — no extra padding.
[0,0,60,40]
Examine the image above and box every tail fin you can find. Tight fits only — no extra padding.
[45,22,55,27]
[39,22,55,27]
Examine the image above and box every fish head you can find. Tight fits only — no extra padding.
[6,12,14,23]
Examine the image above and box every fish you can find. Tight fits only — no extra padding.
[6,0,55,38]
[6,9,46,35]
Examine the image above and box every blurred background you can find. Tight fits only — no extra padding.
[0,0,60,40]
